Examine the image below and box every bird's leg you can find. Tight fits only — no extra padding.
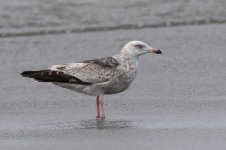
[96,96,101,118]
[99,95,105,119]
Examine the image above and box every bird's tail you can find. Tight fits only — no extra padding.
[21,70,64,82]
[21,70,92,85]
[21,70,44,78]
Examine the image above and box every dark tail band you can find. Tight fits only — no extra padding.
[21,70,92,85]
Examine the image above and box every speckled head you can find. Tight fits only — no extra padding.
[121,41,162,56]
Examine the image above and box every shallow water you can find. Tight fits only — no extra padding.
[0,2,226,148]
[0,0,226,37]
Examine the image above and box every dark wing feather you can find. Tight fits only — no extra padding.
[21,70,92,85]
[82,57,120,68]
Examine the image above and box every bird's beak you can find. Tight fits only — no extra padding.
[149,48,162,54]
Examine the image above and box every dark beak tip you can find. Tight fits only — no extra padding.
[156,49,162,54]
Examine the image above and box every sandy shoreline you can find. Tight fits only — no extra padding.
[0,24,226,149]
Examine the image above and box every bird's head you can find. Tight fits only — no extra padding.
[121,41,162,57]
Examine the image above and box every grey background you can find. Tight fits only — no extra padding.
[0,0,226,149]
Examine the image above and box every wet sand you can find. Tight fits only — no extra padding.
[0,0,226,38]
[0,24,226,149]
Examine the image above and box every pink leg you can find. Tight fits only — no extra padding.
[96,96,101,118]
[99,95,105,119]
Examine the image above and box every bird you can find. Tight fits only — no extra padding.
[21,41,162,119]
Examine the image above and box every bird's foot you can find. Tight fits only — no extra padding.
[96,116,105,120]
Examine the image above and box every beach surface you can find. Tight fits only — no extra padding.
[0,24,226,150]
[0,0,226,149]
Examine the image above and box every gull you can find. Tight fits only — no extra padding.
[21,41,162,119]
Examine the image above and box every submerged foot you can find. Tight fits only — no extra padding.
[96,116,105,119]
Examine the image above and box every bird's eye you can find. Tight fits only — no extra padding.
[134,44,144,49]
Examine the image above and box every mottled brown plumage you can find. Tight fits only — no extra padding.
[21,41,162,118]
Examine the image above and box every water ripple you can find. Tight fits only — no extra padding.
[0,19,225,38]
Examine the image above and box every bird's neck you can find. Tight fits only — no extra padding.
[117,53,139,72]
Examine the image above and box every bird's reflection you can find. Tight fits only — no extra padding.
[79,119,132,129]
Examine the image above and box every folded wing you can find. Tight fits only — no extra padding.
[21,57,122,85]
